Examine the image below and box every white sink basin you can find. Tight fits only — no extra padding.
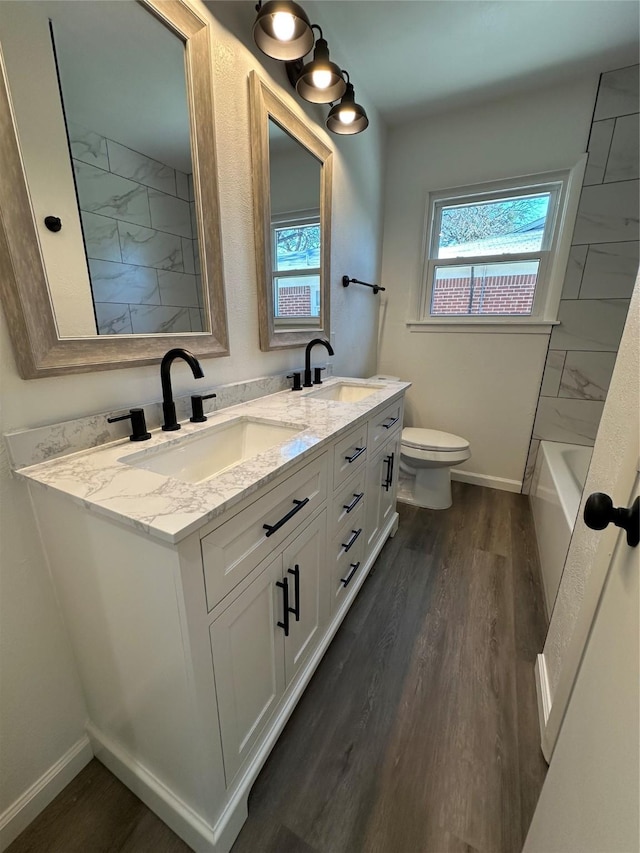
[123,417,306,484]
[305,382,385,403]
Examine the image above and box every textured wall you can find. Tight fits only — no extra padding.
[0,0,386,829]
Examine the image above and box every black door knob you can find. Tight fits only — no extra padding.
[584,492,639,548]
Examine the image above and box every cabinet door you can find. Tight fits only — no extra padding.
[210,555,285,785]
[379,434,401,533]
[282,510,328,686]
[365,435,401,560]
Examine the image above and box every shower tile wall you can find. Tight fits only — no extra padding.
[69,121,203,335]
[523,64,639,493]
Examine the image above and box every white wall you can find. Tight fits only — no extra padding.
[270,142,320,216]
[378,77,598,487]
[0,0,386,836]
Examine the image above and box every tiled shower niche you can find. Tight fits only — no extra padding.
[69,121,204,335]
[523,64,639,492]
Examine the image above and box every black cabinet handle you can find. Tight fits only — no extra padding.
[341,561,360,587]
[382,452,395,491]
[382,415,399,430]
[342,528,362,552]
[343,492,364,513]
[345,446,366,464]
[584,493,639,547]
[263,497,309,537]
[287,565,300,621]
[276,577,290,636]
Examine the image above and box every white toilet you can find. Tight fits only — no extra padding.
[400,427,471,510]
[368,375,471,510]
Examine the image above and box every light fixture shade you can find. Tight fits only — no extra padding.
[253,0,314,61]
[295,38,346,104]
[326,83,369,135]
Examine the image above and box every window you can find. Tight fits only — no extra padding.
[419,171,577,324]
[271,210,321,324]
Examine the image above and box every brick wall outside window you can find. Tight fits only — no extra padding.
[431,273,537,315]
[277,285,312,317]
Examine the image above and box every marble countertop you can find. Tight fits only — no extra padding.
[15,378,410,544]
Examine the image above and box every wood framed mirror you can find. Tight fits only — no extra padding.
[249,71,333,351]
[0,0,228,378]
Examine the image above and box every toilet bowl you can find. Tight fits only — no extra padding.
[401,427,471,510]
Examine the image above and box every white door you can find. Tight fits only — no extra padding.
[524,471,639,852]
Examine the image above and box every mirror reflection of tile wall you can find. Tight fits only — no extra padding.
[523,64,639,493]
[70,121,203,335]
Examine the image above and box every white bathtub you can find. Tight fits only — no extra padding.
[529,441,593,617]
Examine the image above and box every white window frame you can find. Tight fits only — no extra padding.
[271,208,321,323]
[411,159,586,331]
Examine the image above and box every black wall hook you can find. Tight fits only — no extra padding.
[342,275,385,295]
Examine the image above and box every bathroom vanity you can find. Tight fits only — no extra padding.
[16,377,408,852]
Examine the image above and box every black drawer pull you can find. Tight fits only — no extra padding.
[382,452,395,491]
[343,491,364,513]
[276,577,290,636]
[382,415,399,430]
[287,564,300,621]
[344,446,366,464]
[342,527,362,552]
[263,497,309,537]
[341,561,360,587]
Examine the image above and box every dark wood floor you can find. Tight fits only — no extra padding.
[8,483,548,853]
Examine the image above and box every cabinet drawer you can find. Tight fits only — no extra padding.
[333,423,368,491]
[332,468,366,536]
[329,506,365,613]
[369,399,403,452]
[201,453,327,611]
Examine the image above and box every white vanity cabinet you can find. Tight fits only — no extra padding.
[210,509,328,785]
[21,385,406,853]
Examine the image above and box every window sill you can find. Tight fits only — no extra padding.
[406,318,559,334]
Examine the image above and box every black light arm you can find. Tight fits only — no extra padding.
[342,276,386,295]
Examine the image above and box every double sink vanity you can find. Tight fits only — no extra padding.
[16,375,409,853]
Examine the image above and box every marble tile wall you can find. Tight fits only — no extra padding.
[69,121,203,335]
[523,64,639,494]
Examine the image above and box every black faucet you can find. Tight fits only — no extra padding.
[160,348,204,431]
[303,338,334,387]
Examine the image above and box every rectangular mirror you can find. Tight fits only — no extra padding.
[249,71,332,351]
[0,0,228,377]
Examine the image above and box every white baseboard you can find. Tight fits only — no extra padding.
[87,724,216,853]
[0,735,93,851]
[451,469,522,493]
[535,654,553,763]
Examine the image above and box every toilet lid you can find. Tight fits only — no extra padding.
[402,427,469,452]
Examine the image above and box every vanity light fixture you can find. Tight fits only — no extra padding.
[253,0,314,61]
[295,27,346,104]
[326,72,369,135]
